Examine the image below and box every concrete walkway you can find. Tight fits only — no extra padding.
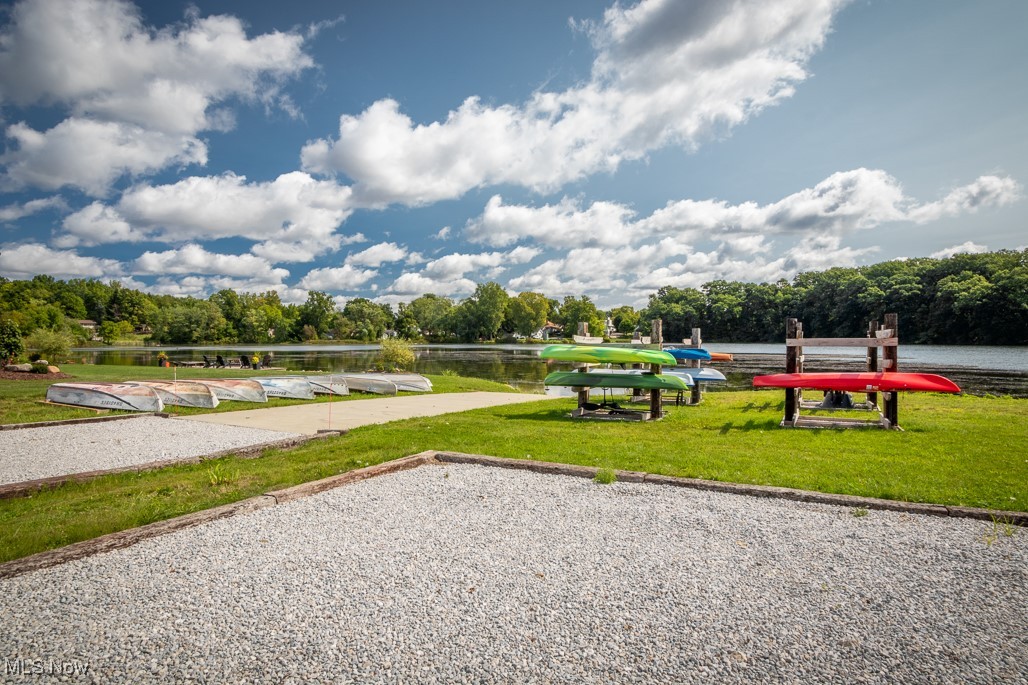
[176,391,552,435]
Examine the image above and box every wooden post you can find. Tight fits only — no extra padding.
[649,319,663,418]
[883,312,899,427]
[866,319,879,409]
[689,327,703,405]
[784,318,801,424]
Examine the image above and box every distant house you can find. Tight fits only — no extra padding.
[77,320,101,341]
[532,321,563,340]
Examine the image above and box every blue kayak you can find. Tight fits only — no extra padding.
[666,348,713,361]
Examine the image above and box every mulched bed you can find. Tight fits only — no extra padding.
[0,371,74,381]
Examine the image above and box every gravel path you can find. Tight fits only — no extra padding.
[0,416,301,485]
[1,464,1025,684]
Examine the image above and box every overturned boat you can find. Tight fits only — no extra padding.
[251,376,315,400]
[334,373,398,396]
[299,375,350,396]
[126,380,220,408]
[376,373,432,393]
[193,379,268,403]
[46,382,164,413]
[337,373,431,393]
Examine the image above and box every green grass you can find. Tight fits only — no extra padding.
[0,364,516,424]
[0,389,1024,563]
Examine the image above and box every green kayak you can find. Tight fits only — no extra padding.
[544,370,690,391]
[539,344,676,366]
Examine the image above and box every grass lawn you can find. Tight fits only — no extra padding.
[0,381,1025,563]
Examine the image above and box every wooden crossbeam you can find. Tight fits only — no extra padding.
[786,337,897,347]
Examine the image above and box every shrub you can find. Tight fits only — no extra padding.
[23,328,73,363]
[377,338,416,371]
[31,361,50,374]
[0,319,24,365]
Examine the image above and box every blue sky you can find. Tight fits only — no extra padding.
[0,0,1024,308]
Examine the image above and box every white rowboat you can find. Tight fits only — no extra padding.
[127,381,220,408]
[46,382,164,412]
[252,377,315,400]
[193,379,268,403]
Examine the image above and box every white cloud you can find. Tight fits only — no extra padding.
[344,241,408,267]
[131,244,289,281]
[907,175,1021,223]
[0,242,123,279]
[384,246,539,298]
[386,272,477,298]
[298,264,378,291]
[0,195,66,222]
[466,170,1021,248]
[433,226,451,240]
[930,241,988,259]
[466,194,636,248]
[422,247,540,280]
[0,0,313,194]
[302,0,846,205]
[2,119,207,196]
[58,172,357,260]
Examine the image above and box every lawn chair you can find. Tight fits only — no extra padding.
[239,354,250,369]
[203,355,213,368]
[215,354,227,368]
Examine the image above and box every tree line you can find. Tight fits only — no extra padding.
[0,249,1025,351]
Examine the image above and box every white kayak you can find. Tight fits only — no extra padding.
[46,382,164,412]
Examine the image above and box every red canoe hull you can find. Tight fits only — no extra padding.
[753,372,961,394]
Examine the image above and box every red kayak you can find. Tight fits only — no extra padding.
[753,372,961,394]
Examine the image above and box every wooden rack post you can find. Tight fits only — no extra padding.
[866,319,879,409]
[688,327,703,405]
[883,312,899,427]
[784,318,803,423]
[650,319,663,419]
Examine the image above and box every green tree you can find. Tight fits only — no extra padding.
[339,298,390,341]
[447,283,510,342]
[295,290,337,339]
[641,287,705,342]
[394,304,423,340]
[408,294,453,339]
[558,295,604,339]
[608,305,640,335]
[98,320,134,345]
[376,338,416,370]
[505,291,549,337]
[23,328,73,362]
[0,319,24,364]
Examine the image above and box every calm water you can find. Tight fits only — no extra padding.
[72,342,1028,397]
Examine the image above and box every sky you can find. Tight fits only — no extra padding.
[0,0,1025,309]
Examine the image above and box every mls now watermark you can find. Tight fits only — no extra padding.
[4,657,90,677]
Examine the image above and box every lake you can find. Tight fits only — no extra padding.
[71,342,1028,397]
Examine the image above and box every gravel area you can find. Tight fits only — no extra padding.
[2,464,1026,684]
[0,416,301,485]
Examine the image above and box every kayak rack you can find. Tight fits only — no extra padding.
[781,313,901,430]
